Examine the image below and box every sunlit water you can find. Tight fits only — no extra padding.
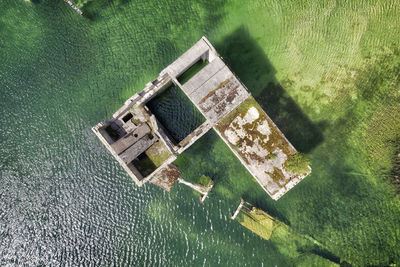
[1,0,400,266]
[0,1,285,266]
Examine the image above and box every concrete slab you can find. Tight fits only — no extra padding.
[161,39,210,78]
[111,123,151,155]
[190,67,250,123]
[181,57,226,96]
[215,96,310,200]
[119,135,158,164]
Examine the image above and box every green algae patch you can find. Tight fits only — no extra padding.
[295,254,339,267]
[284,153,311,175]
[3,0,399,265]
[73,0,87,8]
[198,175,212,187]
[236,206,278,240]
[233,202,341,265]
[214,185,235,200]
[145,141,172,167]
[269,168,285,183]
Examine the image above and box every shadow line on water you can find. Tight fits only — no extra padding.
[216,27,327,153]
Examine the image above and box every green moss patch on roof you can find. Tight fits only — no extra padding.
[216,96,294,156]
[215,96,310,197]
[145,141,172,167]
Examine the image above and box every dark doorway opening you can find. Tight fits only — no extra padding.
[122,112,133,123]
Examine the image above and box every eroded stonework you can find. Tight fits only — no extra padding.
[92,37,310,200]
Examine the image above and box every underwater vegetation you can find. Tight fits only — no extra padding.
[1,0,399,266]
[174,2,400,266]
[235,202,339,266]
[284,153,311,175]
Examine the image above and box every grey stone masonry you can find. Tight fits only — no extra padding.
[92,36,310,200]
[119,135,157,164]
[111,123,151,155]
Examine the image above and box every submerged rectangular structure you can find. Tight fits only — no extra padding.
[92,37,310,200]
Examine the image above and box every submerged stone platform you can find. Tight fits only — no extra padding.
[92,37,310,200]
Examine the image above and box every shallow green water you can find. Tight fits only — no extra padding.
[147,84,205,143]
[1,0,399,266]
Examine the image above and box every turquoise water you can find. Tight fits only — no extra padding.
[1,0,400,266]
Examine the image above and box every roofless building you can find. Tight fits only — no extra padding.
[92,37,310,200]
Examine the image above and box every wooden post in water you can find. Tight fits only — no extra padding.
[231,198,245,220]
[200,181,214,203]
[64,0,83,15]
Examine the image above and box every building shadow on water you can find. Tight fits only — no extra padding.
[215,27,326,153]
[81,0,127,20]
[208,27,328,224]
[179,28,327,227]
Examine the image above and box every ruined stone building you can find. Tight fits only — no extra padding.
[92,37,310,200]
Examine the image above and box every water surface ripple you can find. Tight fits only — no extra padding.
[1,0,400,266]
